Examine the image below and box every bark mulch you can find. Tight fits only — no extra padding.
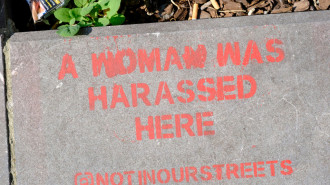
[125,0,329,24]
[10,0,330,32]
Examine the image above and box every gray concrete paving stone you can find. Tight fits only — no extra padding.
[6,11,330,185]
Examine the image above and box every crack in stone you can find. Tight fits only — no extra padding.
[4,38,17,185]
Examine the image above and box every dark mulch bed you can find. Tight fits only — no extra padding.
[125,0,329,24]
[9,0,330,32]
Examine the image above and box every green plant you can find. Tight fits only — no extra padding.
[54,0,125,37]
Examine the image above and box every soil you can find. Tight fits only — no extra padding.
[9,0,330,32]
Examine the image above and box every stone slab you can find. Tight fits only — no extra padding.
[7,11,330,185]
[0,34,9,184]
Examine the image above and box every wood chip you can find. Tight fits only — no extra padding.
[223,1,244,10]
[218,10,246,12]
[125,0,327,24]
[235,0,250,7]
[161,4,174,21]
[206,7,219,18]
[255,9,264,14]
[293,0,310,12]
[236,11,248,16]
[249,0,262,7]
[319,0,330,10]
[271,7,293,13]
[199,11,212,19]
[173,7,188,21]
[224,12,234,17]
[195,0,209,4]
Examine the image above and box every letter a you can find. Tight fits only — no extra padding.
[58,53,79,80]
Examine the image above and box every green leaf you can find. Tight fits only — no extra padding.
[94,17,110,27]
[69,18,76,25]
[78,21,92,27]
[57,25,81,37]
[89,4,101,18]
[54,8,71,22]
[110,14,125,25]
[69,8,83,21]
[81,5,94,16]
[98,0,111,10]
[107,0,121,18]
[74,0,88,7]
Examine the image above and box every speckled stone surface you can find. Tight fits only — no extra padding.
[7,11,330,185]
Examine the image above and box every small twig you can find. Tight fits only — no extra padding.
[201,1,212,10]
[51,21,59,30]
[211,0,220,10]
[188,0,192,18]
[187,0,192,7]
[248,8,255,15]
[171,0,181,10]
